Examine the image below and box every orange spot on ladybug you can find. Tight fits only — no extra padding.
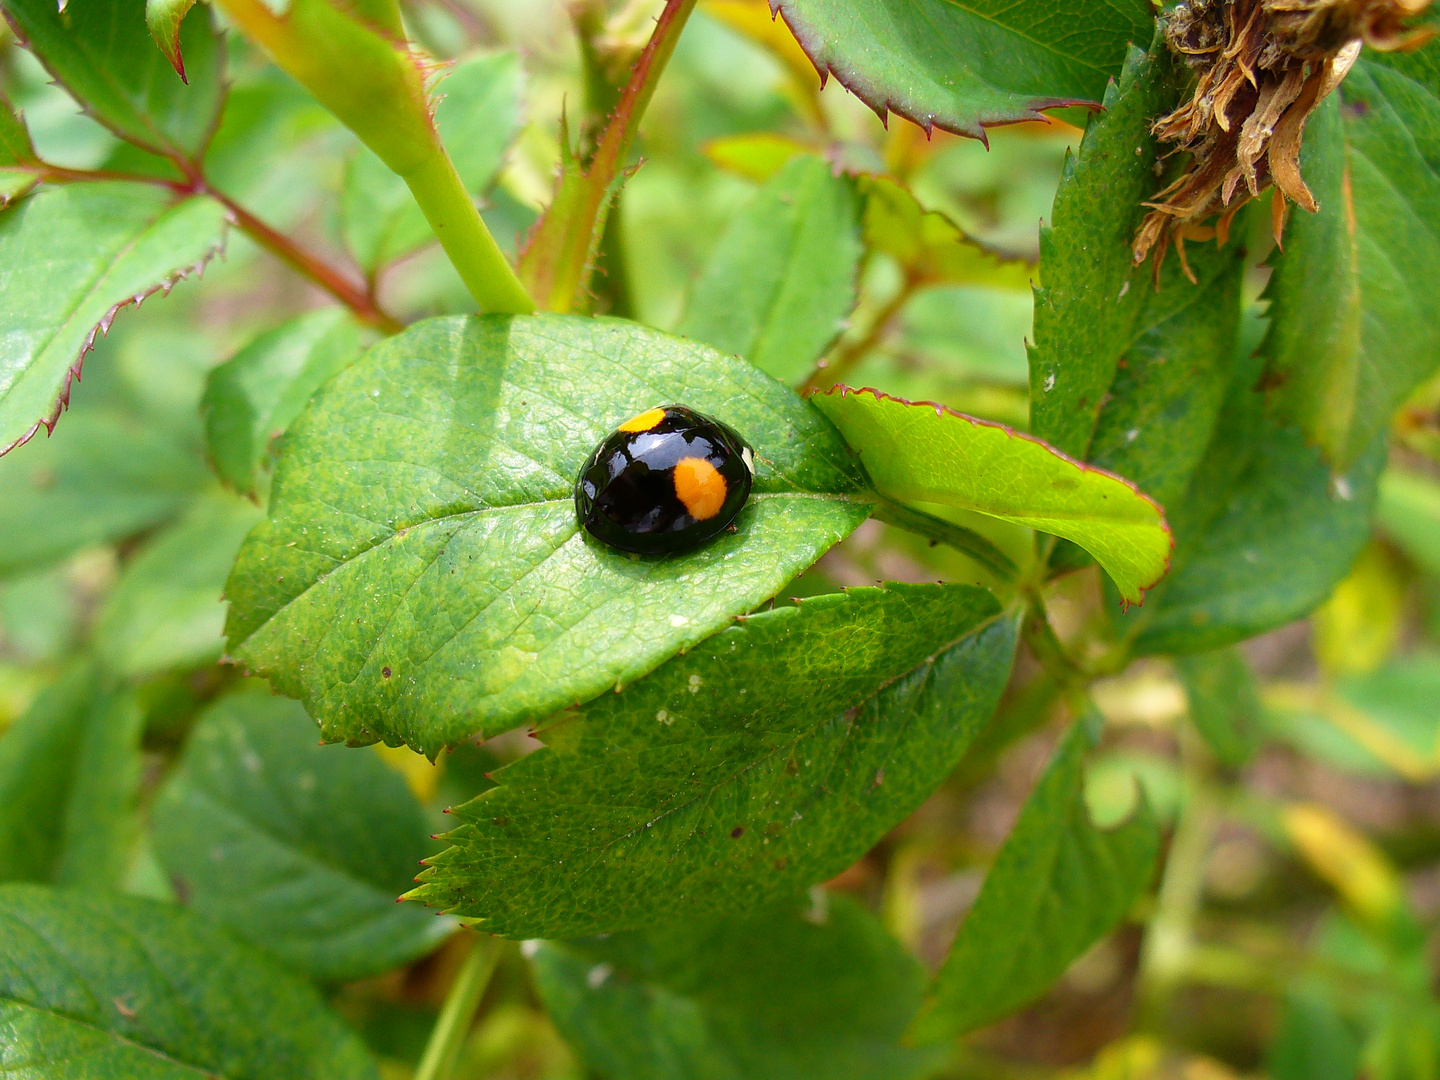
[673,457,727,521]
[617,407,666,433]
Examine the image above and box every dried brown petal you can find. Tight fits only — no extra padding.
[1133,0,1433,271]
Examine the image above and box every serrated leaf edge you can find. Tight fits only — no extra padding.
[404,584,1015,927]
[0,215,229,458]
[768,0,1106,144]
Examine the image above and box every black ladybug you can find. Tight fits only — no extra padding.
[575,404,755,555]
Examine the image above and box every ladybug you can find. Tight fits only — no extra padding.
[575,404,755,555]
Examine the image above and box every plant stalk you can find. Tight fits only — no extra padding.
[27,161,403,333]
[400,151,535,315]
[204,186,404,333]
[519,0,698,310]
[804,271,920,392]
[213,0,533,315]
[871,497,1019,582]
[1020,597,1086,689]
[414,933,501,1080]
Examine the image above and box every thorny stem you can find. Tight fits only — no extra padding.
[591,0,696,194]
[414,933,502,1080]
[25,161,403,334]
[204,186,404,333]
[871,497,1019,582]
[803,271,921,392]
[520,0,697,310]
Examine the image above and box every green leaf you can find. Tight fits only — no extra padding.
[0,406,208,579]
[0,664,145,890]
[152,691,454,982]
[410,583,1017,937]
[341,51,523,275]
[1029,40,1174,462]
[1377,467,1440,578]
[4,0,225,159]
[810,387,1171,604]
[857,174,1034,292]
[771,0,1155,139]
[0,88,35,164]
[1081,245,1245,514]
[1115,349,1386,656]
[1176,647,1263,767]
[94,494,264,679]
[202,309,366,496]
[146,0,198,81]
[0,183,228,455]
[1268,988,1363,1080]
[225,315,871,757]
[1260,51,1440,468]
[0,883,381,1078]
[912,717,1159,1041]
[678,154,862,385]
[530,894,941,1080]
[1028,36,1240,510]
[0,168,36,209]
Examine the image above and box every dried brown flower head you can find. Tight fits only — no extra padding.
[1134,0,1434,278]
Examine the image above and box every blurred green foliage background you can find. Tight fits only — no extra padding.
[5,1,1440,1077]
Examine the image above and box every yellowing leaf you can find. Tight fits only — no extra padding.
[1312,542,1405,677]
[701,0,824,124]
[1283,802,1407,933]
[702,132,810,182]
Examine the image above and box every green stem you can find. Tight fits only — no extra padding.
[1136,728,1217,1026]
[414,934,501,1080]
[871,498,1019,582]
[804,271,920,392]
[401,150,534,314]
[1020,597,1086,690]
[213,0,533,315]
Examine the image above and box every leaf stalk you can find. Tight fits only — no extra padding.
[414,933,502,1080]
[871,496,1019,582]
[24,161,402,333]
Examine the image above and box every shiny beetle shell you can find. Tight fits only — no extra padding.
[574,404,755,554]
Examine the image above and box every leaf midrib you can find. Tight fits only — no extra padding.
[175,781,415,915]
[250,491,876,648]
[931,0,1116,79]
[482,605,1010,888]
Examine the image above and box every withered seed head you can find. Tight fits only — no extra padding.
[1134,0,1434,279]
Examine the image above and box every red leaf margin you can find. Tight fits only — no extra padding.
[807,384,1175,603]
[0,215,229,458]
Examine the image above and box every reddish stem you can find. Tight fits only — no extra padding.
[202,186,403,334]
[802,272,922,392]
[28,161,402,334]
[519,0,696,310]
[589,0,695,184]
